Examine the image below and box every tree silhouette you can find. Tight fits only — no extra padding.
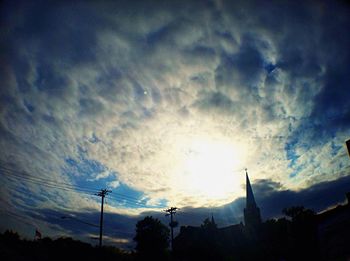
[0,230,132,261]
[200,217,217,231]
[134,216,170,259]
[282,206,314,221]
[282,206,318,260]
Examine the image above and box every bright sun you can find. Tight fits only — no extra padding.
[177,137,247,201]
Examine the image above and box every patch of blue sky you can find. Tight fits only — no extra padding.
[285,140,300,168]
[289,165,303,178]
[109,184,168,209]
[157,198,168,208]
[63,155,148,209]
[111,183,148,209]
[263,62,276,74]
[113,183,144,200]
[64,157,112,191]
[65,151,104,174]
[141,197,168,209]
[12,184,47,209]
[285,139,306,179]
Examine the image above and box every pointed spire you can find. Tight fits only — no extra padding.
[211,213,215,224]
[245,168,257,208]
[244,168,262,227]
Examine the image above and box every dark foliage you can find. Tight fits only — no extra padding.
[173,206,320,261]
[133,216,170,260]
[0,230,133,261]
[173,217,224,261]
[283,206,318,260]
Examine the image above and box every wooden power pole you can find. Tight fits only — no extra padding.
[165,207,178,251]
[96,189,111,248]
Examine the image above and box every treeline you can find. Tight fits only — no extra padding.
[0,230,133,261]
[1,206,320,261]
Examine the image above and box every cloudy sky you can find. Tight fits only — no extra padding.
[1,0,349,248]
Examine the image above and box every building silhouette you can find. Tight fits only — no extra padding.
[173,170,350,260]
[317,192,350,260]
[173,170,261,259]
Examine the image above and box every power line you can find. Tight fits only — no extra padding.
[108,193,164,208]
[0,162,162,203]
[61,215,99,228]
[0,168,94,193]
[2,178,99,217]
[1,166,138,204]
[3,172,159,209]
[0,209,36,228]
[0,165,98,193]
[2,170,147,210]
[3,173,95,196]
[0,164,164,208]
[3,173,158,212]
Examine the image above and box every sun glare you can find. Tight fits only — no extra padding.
[177,137,247,201]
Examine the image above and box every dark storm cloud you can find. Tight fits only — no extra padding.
[30,208,138,248]
[175,174,350,228]
[272,0,350,143]
[252,175,350,219]
[2,1,100,64]
[311,69,350,130]
[215,35,264,91]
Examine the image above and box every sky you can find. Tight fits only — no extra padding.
[0,0,350,249]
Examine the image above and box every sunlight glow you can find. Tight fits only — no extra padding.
[176,137,247,201]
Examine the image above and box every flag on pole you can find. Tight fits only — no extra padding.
[35,229,42,239]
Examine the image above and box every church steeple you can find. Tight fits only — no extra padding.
[244,169,261,227]
[246,170,257,208]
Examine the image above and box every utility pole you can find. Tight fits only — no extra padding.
[165,207,178,251]
[96,188,111,248]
